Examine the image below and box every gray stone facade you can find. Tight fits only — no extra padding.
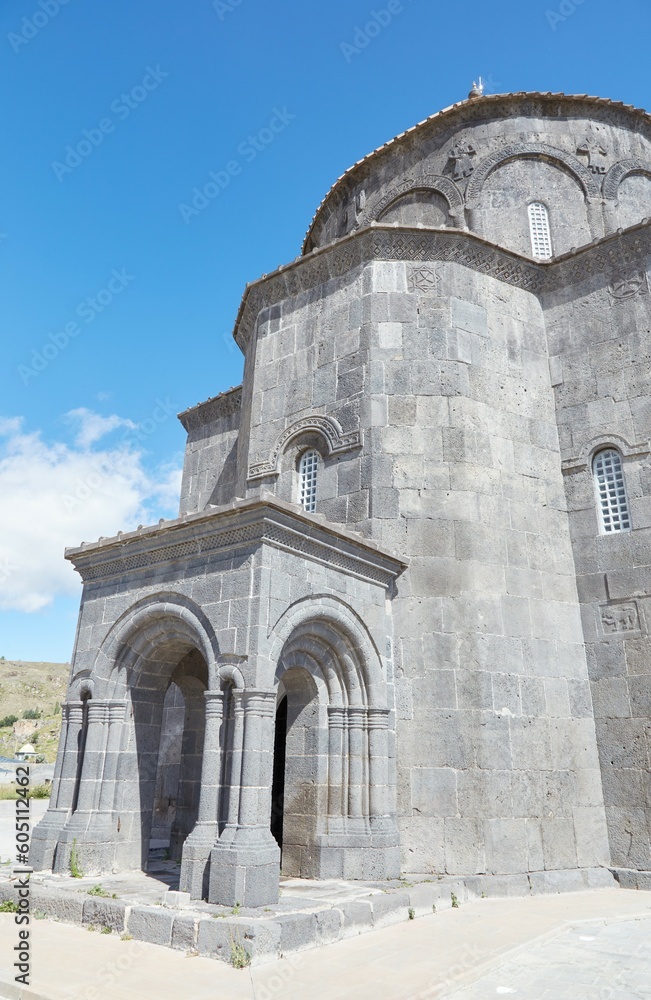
[33,91,651,904]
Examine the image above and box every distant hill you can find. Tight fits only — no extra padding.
[0,660,69,763]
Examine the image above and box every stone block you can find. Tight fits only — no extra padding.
[528,869,587,894]
[30,886,85,924]
[369,889,411,928]
[82,896,127,933]
[197,917,281,964]
[410,767,457,816]
[276,911,318,954]
[171,913,197,951]
[611,868,651,890]
[450,297,488,336]
[127,906,174,947]
[315,907,343,944]
[338,898,374,938]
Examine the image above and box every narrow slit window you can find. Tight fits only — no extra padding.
[528,202,553,259]
[298,450,319,513]
[593,448,631,533]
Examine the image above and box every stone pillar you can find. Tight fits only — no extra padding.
[603,199,618,234]
[326,706,346,834]
[367,708,393,831]
[221,688,245,839]
[52,701,125,874]
[180,690,224,899]
[209,689,280,907]
[97,703,127,814]
[587,196,605,241]
[30,702,84,871]
[74,701,110,813]
[347,707,367,832]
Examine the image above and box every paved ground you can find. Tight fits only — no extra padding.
[0,801,48,866]
[450,917,651,999]
[0,888,650,999]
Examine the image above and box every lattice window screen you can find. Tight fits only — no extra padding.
[593,448,631,533]
[528,202,553,259]
[298,450,319,513]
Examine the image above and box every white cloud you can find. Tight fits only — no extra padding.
[64,407,136,447]
[0,412,182,613]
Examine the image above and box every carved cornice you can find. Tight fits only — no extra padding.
[66,497,406,589]
[248,414,361,480]
[178,386,242,432]
[231,220,651,352]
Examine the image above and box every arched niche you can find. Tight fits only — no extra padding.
[471,156,592,257]
[365,174,465,230]
[377,188,451,228]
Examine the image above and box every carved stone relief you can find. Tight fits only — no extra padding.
[447,143,477,181]
[576,137,608,175]
[600,603,640,634]
[608,268,649,301]
[407,265,441,293]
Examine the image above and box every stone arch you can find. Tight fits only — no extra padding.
[365,173,465,228]
[603,159,651,232]
[465,143,599,207]
[269,594,385,704]
[247,414,361,481]
[72,593,218,871]
[603,159,651,200]
[267,596,398,879]
[91,592,220,697]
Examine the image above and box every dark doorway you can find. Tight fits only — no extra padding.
[270,696,287,849]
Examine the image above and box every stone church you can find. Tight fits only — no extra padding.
[33,89,651,907]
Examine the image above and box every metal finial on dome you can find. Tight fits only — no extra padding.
[468,77,485,99]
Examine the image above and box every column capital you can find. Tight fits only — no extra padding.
[107,701,128,723]
[242,689,277,718]
[204,689,225,716]
[64,702,85,724]
[86,702,111,724]
[367,707,390,729]
[327,706,347,727]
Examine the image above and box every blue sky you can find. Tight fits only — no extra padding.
[0,0,649,661]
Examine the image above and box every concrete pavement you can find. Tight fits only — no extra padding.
[0,888,650,999]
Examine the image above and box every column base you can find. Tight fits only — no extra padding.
[208,829,280,907]
[51,811,123,875]
[179,822,220,900]
[30,807,70,872]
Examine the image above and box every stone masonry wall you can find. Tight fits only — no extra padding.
[361,259,609,875]
[544,261,651,871]
[234,253,610,877]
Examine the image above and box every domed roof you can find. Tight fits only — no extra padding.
[302,91,651,254]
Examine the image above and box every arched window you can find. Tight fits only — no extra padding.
[298,449,319,512]
[593,448,631,533]
[528,202,553,259]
